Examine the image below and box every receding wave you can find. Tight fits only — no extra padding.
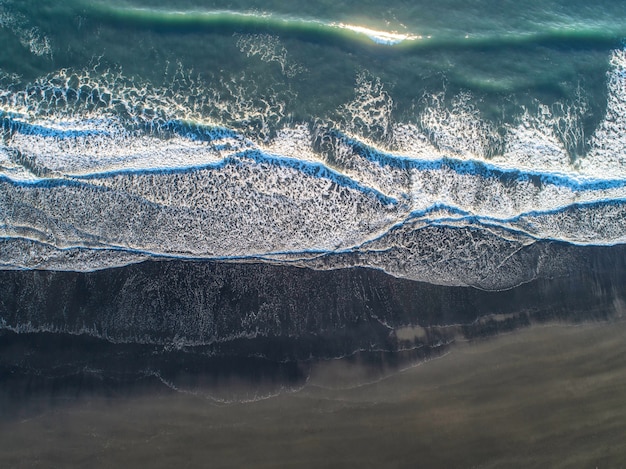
[1,44,625,289]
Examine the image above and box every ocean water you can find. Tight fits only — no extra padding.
[1,0,625,287]
[1,2,626,464]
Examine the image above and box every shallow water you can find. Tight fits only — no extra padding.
[2,321,626,468]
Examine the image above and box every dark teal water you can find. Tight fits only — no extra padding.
[2,0,625,123]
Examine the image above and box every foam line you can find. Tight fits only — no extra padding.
[6,113,625,194]
[2,118,112,139]
[66,153,399,207]
[332,131,626,192]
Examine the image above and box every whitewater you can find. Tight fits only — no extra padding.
[0,45,624,290]
[0,0,625,290]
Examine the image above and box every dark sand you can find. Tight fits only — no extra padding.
[2,320,626,468]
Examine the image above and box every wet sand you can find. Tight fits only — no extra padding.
[2,320,626,468]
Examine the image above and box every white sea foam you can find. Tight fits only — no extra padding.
[260,124,321,163]
[0,3,52,57]
[235,33,306,77]
[7,117,246,175]
[1,47,625,287]
[581,48,626,177]
[0,237,149,271]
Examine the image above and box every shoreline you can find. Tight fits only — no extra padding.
[2,319,626,467]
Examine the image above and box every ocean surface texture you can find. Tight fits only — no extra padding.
[2,0,626,284]
[1,1,626,466]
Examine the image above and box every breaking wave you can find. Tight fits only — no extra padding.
[1,46,626,289]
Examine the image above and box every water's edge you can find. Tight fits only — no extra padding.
[1,241,624,410]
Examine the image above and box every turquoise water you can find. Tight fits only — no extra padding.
[1,0,625,288]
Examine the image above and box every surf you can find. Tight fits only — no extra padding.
[1,31,625,288]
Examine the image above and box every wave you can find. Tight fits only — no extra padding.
[84,3,626,50]
[86,4,422,47]
[1,45,626,288]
